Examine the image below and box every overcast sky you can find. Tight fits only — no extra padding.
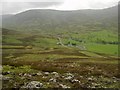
[0,0,119,15]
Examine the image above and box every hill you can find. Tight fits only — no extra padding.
[2,5,118,34]
[2,28,21,35]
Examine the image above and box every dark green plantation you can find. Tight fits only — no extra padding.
[1,5,120,89]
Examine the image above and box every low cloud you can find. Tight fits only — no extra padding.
[2,2,63,14]
[1,0,119,15]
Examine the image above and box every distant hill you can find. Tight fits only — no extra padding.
[0,14,13,27]
[2,5,118,34]
[2,28,21,35]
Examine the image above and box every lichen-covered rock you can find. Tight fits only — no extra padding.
[64,73,74,80]
[64,76,73,80]
[51,72,59,77]
[66,73,74,77]
[22,81,43,88]
[71,79,81,84]
[49,78,57,83]
[59,84,70,88]
[44,72,50,76]
[37,72,42,76]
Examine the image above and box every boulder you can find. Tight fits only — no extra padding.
[23,81,43,88]
[71,79,81,84]
[49,78,57,83]
[44,72,50,76]
[51,72,59,78]
[37,72,42,76]
[64,76,73,80]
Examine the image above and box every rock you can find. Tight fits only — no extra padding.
[23,81,43,88]
[80,76,83,78]
[2,76,12,81]
[88,77,93,81]
[23,73,32,77]
[44,72,50,76]
[59,84,70,88]
[23,73,27,76]
[71,79,81,84]
[92,83,100,88]
[112,77,116,79]
[42,76,47,79]
[37,72,42,76]
[116,78,120,81]
[21,77,26,80]
[19,73,23,76]
[66,73,74,77]
[64,73,74,80]
[51,72,59,78]
[14,82,24,88]
[2,71,11,75]
[49,78,57,83]
[99,75,103,78]
[51,72,58,75]
[52,72,58,75]
[64,76,73,80]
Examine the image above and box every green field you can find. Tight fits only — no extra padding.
[85,43,118,56]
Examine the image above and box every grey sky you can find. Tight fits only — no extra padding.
[0,0,119,15]
[2,2,63,14]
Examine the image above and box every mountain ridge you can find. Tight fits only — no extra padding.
[2,5,118,34]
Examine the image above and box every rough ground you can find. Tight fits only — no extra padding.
[2,47,120,89]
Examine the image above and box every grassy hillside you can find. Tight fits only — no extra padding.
[2,6,118,34]
[2,28,118,56]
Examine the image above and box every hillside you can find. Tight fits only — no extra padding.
[2,5,118,34]
[2,28,21,35]
[2,5,119,89]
